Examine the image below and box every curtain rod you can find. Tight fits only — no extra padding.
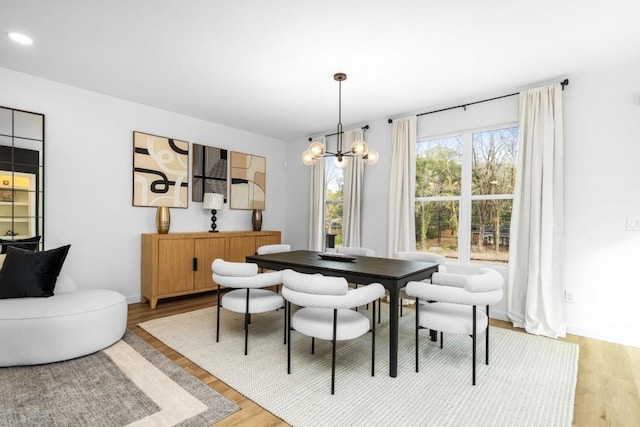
[388,79,569,123]
[308,124,369,142]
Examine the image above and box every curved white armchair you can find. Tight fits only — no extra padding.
[395,251,448,316]
[394,251,448,273]
[212,258,284,355]
[336,246,375,257]
[282,269,385,394]
[256,243,290,290]
[257,244,291,254]
[336,247,378,317]
[405,267,503,385]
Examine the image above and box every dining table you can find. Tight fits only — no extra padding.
[245,249,438,377]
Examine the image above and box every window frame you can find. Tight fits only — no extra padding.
[324,157,344,247]
[415,121,518,264]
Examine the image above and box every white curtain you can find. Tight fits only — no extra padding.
[342,128,364,247]
[308,137,326,251]
[507,83,565,338]
[388,116,417,257]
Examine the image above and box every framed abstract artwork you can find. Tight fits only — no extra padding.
[229,151,266,210]
[132,131,189,207]
[192,144,228,202]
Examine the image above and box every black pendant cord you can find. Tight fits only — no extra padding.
[336,76,343,155]
[388,78,569,123]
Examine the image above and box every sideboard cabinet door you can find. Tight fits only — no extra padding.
[158,238,194,295]
[194,236,226,290]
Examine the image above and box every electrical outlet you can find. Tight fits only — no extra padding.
[627,216,640,231]
[564,290,575,304]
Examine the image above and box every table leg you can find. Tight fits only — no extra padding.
[388,288,399,377]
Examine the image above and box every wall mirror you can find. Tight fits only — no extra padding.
[0,106,44,253]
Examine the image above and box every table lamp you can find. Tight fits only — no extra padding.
[203,193,224,232]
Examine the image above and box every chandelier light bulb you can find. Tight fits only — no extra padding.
[350,140,369,156]
[308,141,325,157]
[364,149,379,165]
[302,150,317,165]
[334,156,348,169]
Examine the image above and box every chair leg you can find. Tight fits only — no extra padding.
[283,300,287,345]
[216,285,221,343]
[472,305,477,385]
[371,299,376,377]
[287,301,292,374]
[378,298,381,324]
[331,309,338,395]
[355,284,359,312]
[244,289,250,356]
[415,297,419,373]
[311,337,315,354]
[400,298,403,317]
[486,305,490,365]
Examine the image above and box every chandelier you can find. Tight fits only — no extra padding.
[302,73,379,168]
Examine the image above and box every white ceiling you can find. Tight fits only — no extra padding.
[1,0,640,141]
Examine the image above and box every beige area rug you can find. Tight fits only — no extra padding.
[0,332,239,426]
[139,306,578,426]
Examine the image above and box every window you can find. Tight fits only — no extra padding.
[415,135,462,260]
[415,125,518,264]
[325,158,344,247]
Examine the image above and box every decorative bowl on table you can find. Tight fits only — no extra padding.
[318,252,356,262]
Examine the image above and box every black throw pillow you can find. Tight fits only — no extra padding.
[0,244,71,299]
[0,235,41,254]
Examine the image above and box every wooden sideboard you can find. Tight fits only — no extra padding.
[141,230,281,308]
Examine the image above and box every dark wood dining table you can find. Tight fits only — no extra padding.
[245,250,438,378]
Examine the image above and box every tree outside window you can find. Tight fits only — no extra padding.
[325,158,344,247]
[470,127,518,263]
[415,136,462,260]
[415,125,518,264]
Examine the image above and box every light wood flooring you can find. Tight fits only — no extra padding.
[128,292,640,427]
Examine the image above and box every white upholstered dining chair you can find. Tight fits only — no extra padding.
[394,251,448,272]
[212,258,284,355]
[336,246,375,257]
[404,267,503,385]
[395,251,448,316]
[256,243,291,291]
[257,244,291,255]
[281,269,385,394]
[336,246,378,317]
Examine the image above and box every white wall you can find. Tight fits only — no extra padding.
[0,67,288,303]
[285,56,640,348]
[563,57,640,347]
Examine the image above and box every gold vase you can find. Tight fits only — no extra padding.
[251,209,263,231]
[156,206,170,234]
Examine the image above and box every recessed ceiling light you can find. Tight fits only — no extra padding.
[8,32,33,45]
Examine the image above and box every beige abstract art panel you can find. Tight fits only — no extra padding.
[133,131,189,207]
[229,151,265,210]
